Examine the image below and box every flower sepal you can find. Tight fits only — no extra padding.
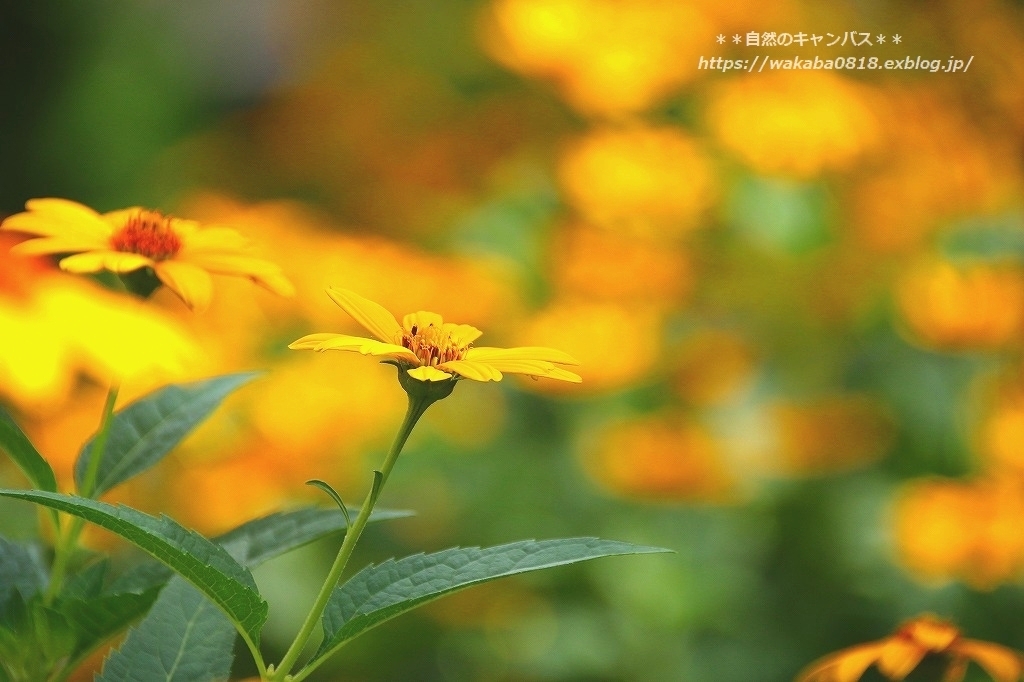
[118,267,163,299]
[395,363,458,405]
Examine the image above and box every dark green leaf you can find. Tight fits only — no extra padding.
[311,538,670,667]
[305,480,352,529]
[0,537,48,624]
[0,490,267,648]
[98,577,234,682]
[0,410,59,528]
[60,589,160,658]
[74,373,258,497]
[214,506,413,568]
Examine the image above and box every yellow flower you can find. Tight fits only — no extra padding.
[289,288,581,385]
[1,198,295,311]
[796,614,1023,682]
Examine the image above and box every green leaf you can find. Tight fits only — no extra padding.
[311,537,670,667]
[0,409,59,526]
[215,506,412,568]
[0,537,48,624]
[74,373,258,497]
[98,577,234,682]
[305,479,352,529]
[60,589,160,659]
[107,505,414,598]
[0,490,267,649]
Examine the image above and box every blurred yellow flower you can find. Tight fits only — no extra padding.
[982,388,1024,475]
[707,72,880,178]
[290,288,581,384]
[769,397,894,476]
[896,259,1024,350]
[584,416,733,502]
[849,90,1018,252]
[0,239,199,415]
[516,300,660,394]
[796,613,1023,682]
[550,224,691,305]
[2,198,294,311]
[558,126,714,238]
[672,330,757,406]
[482,0,710,115]
[894,478,1024,589]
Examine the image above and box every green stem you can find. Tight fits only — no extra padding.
[45,386,119,604]
[270,392,435,681]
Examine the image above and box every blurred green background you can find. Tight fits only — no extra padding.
[3,1,1024,680]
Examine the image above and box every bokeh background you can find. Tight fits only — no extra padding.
[3,1,1024,680]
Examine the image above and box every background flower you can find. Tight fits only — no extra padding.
[3,2,1024,681]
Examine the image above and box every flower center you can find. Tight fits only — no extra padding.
[401,324,468,366]
[109,210,182,260]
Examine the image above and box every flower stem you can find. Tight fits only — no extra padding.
[271,392,435,681]
[45,385,119,604]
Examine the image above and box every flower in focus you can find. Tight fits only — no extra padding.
[896,259,1024,350]
[2,198,295,311]
[290,288,581,385]
[796,613,1023,682]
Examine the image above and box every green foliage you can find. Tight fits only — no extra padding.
[0,408,58,495]
[0,490,267,649]
[74,373,258,498]
[215,506,412,568]
[305,479,353,529]
[0,537,47,623]
[98,577,235,682]
[309,538,669,670]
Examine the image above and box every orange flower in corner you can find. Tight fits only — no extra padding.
[796,614,1023,682]
[2,198,295,311]
[290,288,581,384]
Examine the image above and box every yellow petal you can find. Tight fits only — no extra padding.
[4,201,112,240]
[796,642,885,682]
[154,260,214,312]
[10,236,109,256]
[955,640,1023,682]
[326,288,404,343]
[878,638,927,679]
[472,357,582,383]
[60,251,153,274]
[465,346,580,366]
[25,198,102,220]
[288,333,346,350]
[403,311,445,332]
[182,252,295,296]
[304,334,418,361]
[439,360,503,382]
[407,365,453,382]
[179,226,250,252]
[445,323,484,345]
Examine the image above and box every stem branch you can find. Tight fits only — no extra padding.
[271,392,434,680]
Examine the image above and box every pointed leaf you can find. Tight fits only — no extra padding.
[312,538,669,666]
[0,408,57,494]
[0,490,267,648]
[0,537,48,624]
[59,588,160,661]
[98,577,234,682]
[74,373,258,497]
[215,506,412,568]
[306,479,352,529]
